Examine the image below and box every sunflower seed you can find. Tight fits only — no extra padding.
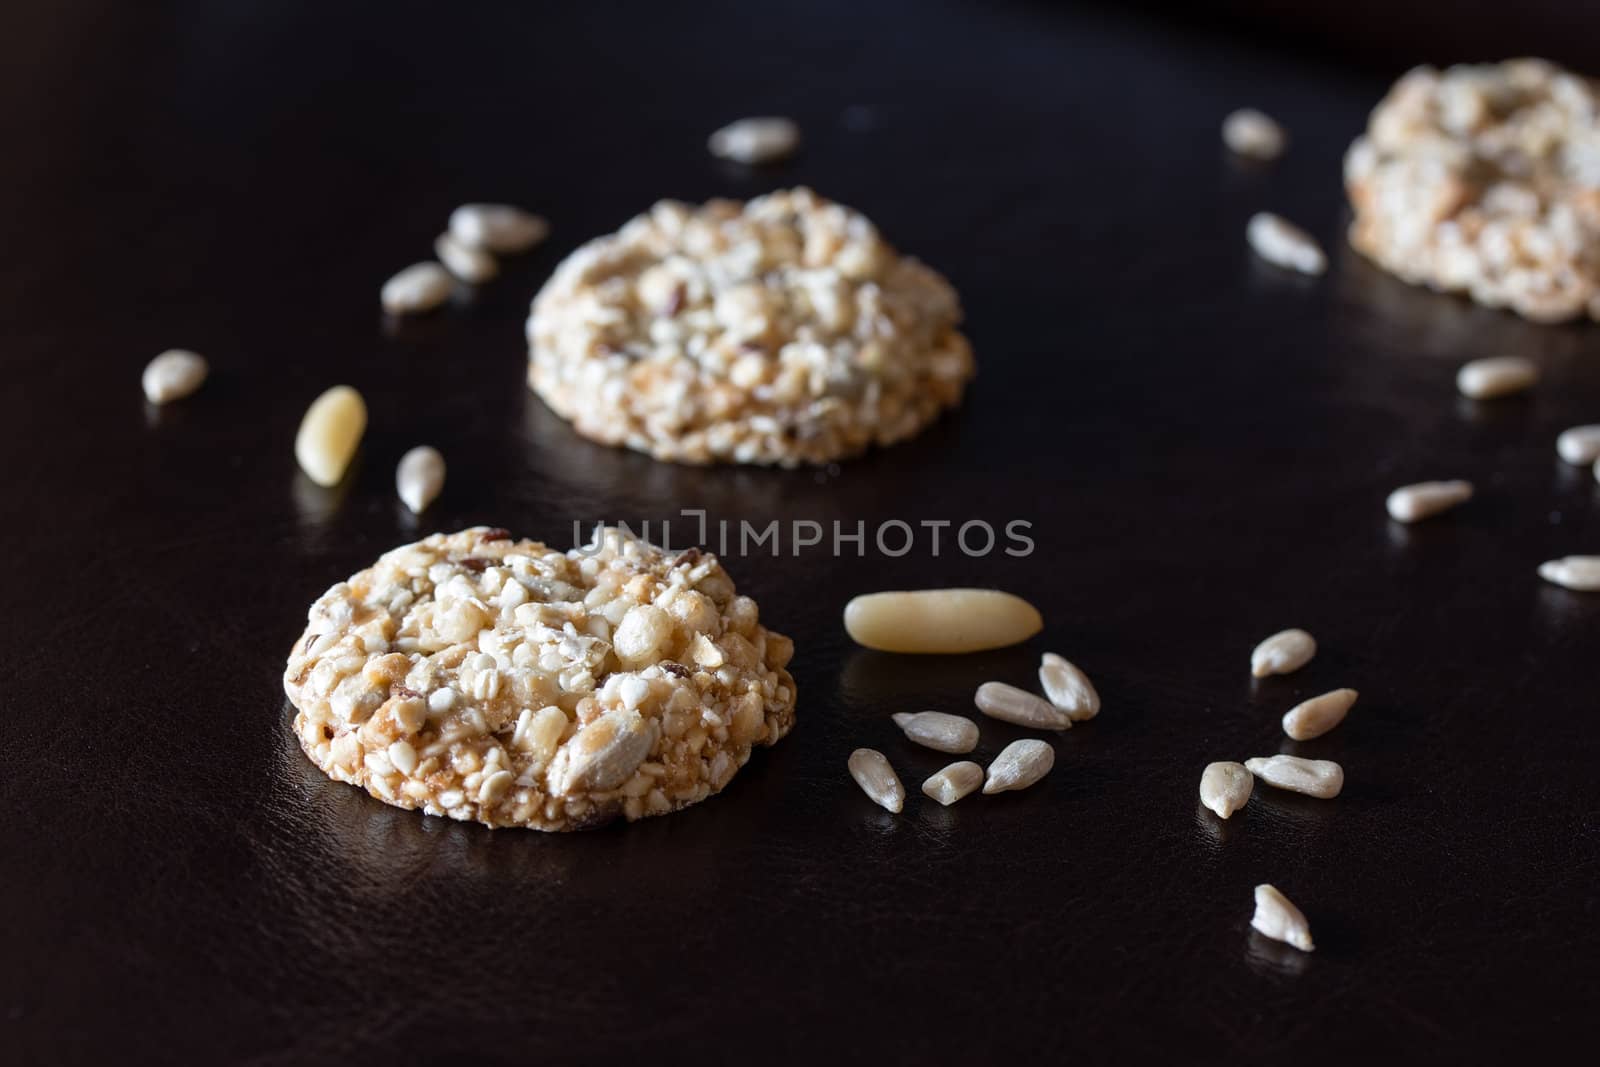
[708,116,800,164]
[1039,652,1100,721]
[982,739,1055,794]
[843,588,1043,653]
[921,761,984,806]
[1538,555,1600,592]
[848,748,904,813]
[547,709,656,796]
[386,739,418,776]
[294,385,367,487]
[448,203,548,254]
[396,445,446,513]
[975,681,1071,730]
[1457,356,1538,399]
[1250,628,1316,678]
[1386,480,1474,523]
[1251,884,1314,952]
[1556,425,1600,465]
[891,711,979,754]
[1282,688,1358,741]
[1244,755,1344,799]
[434,232,498,284]
[1222,108,1286,160]
[141,349,208,405]
[1246,212,1326,275]
[1199,761,1253,819]
[381,262,453,314]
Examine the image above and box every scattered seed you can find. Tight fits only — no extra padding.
[1039,652,1100,722]
[974,681,1071,731]
[1538,555,1600,592]
[434,232,498,284]
[448,203,548,254]
[1199,762,1253,819]
[1250,628,1316,678]
[1386,479,1474,523]
[396,445,446,513]
[1246,212,1326,275]
[381,262,453,315]
[843,588,1042,654]
[1251,884,1314,952]
[922,761,985,806]
[1457,356,1538,399]
[294,385,367,487]
[1282,688,1358,741]
[982,739,1056,794]
[708,116,800,164]
[1556,425,1600,465]
[1244,755,1344,799]
[141,349,209,405]
[848,748,904,813]
[891,711,979,754]
[1222,108,1286,160]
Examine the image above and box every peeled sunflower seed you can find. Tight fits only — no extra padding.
[848,748,904,813]
[1556,425,1600,466]
[395,445,446,513]
[891,711,979,754]
[1246,212,1326,276]
[707,116,800,164]
[1039,652,1099,721]
[1251,884,1314,952]
[974,681,1071,730]
[448,203,548,254]
[1457,356,1538,399]
[843,588,1042,654]
[1386,479,1473,523]
[1199,761,1253,819]
[922,761,985,806]
[1282,688,1358,741]
[295,385,367,487]
[1250,628,1316,679]
[1222,108,1286,160]
[983,739,1055,794]
[434,232,498,284]
[547,709,656,796]
[1538,555,1600,592]
[141,349,209,405]
[1244,755,1344,799]
[381,262,453,315]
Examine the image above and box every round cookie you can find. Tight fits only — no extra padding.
[526,187,975,466]
[1345,59,1600,323]
[283,526,797,831]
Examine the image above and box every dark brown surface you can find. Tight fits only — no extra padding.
[2,2,1598,1064]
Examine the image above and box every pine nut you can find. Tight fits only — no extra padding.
[1250,628,1316,678]
[381,262,453,315]
[1199,761,1253,819]
[1538,555,1600,592]
[890,711,979,754]
[1282,688,1358,741]
[1556,425,1600,465]
[982,739,1055,794]
[1222,108,1286,160]
[448,203,548,254]
[434,232,498,284]
[843,589,1042,654]
[974,681,1071,730]
[1457,356,1538,399]
[294,385,367,487]
[708,117,800,164]
[922,761,984,806]
[1386,479,1473,523]
[1251,884,1314,952]
[1039,652,1100,721]
[141,349,209,405]
[1244,755,1343,799]
[396,445,446,513]
[1246,212,1326,275]
[848,748,904,813]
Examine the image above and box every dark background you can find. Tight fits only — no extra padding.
[2,2,1597,1063]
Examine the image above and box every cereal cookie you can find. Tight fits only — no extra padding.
[526,187,975,466]
[284,526,797,831]
[1345,59,1600,323]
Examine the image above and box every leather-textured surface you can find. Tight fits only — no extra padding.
[2,2,1597,1063]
